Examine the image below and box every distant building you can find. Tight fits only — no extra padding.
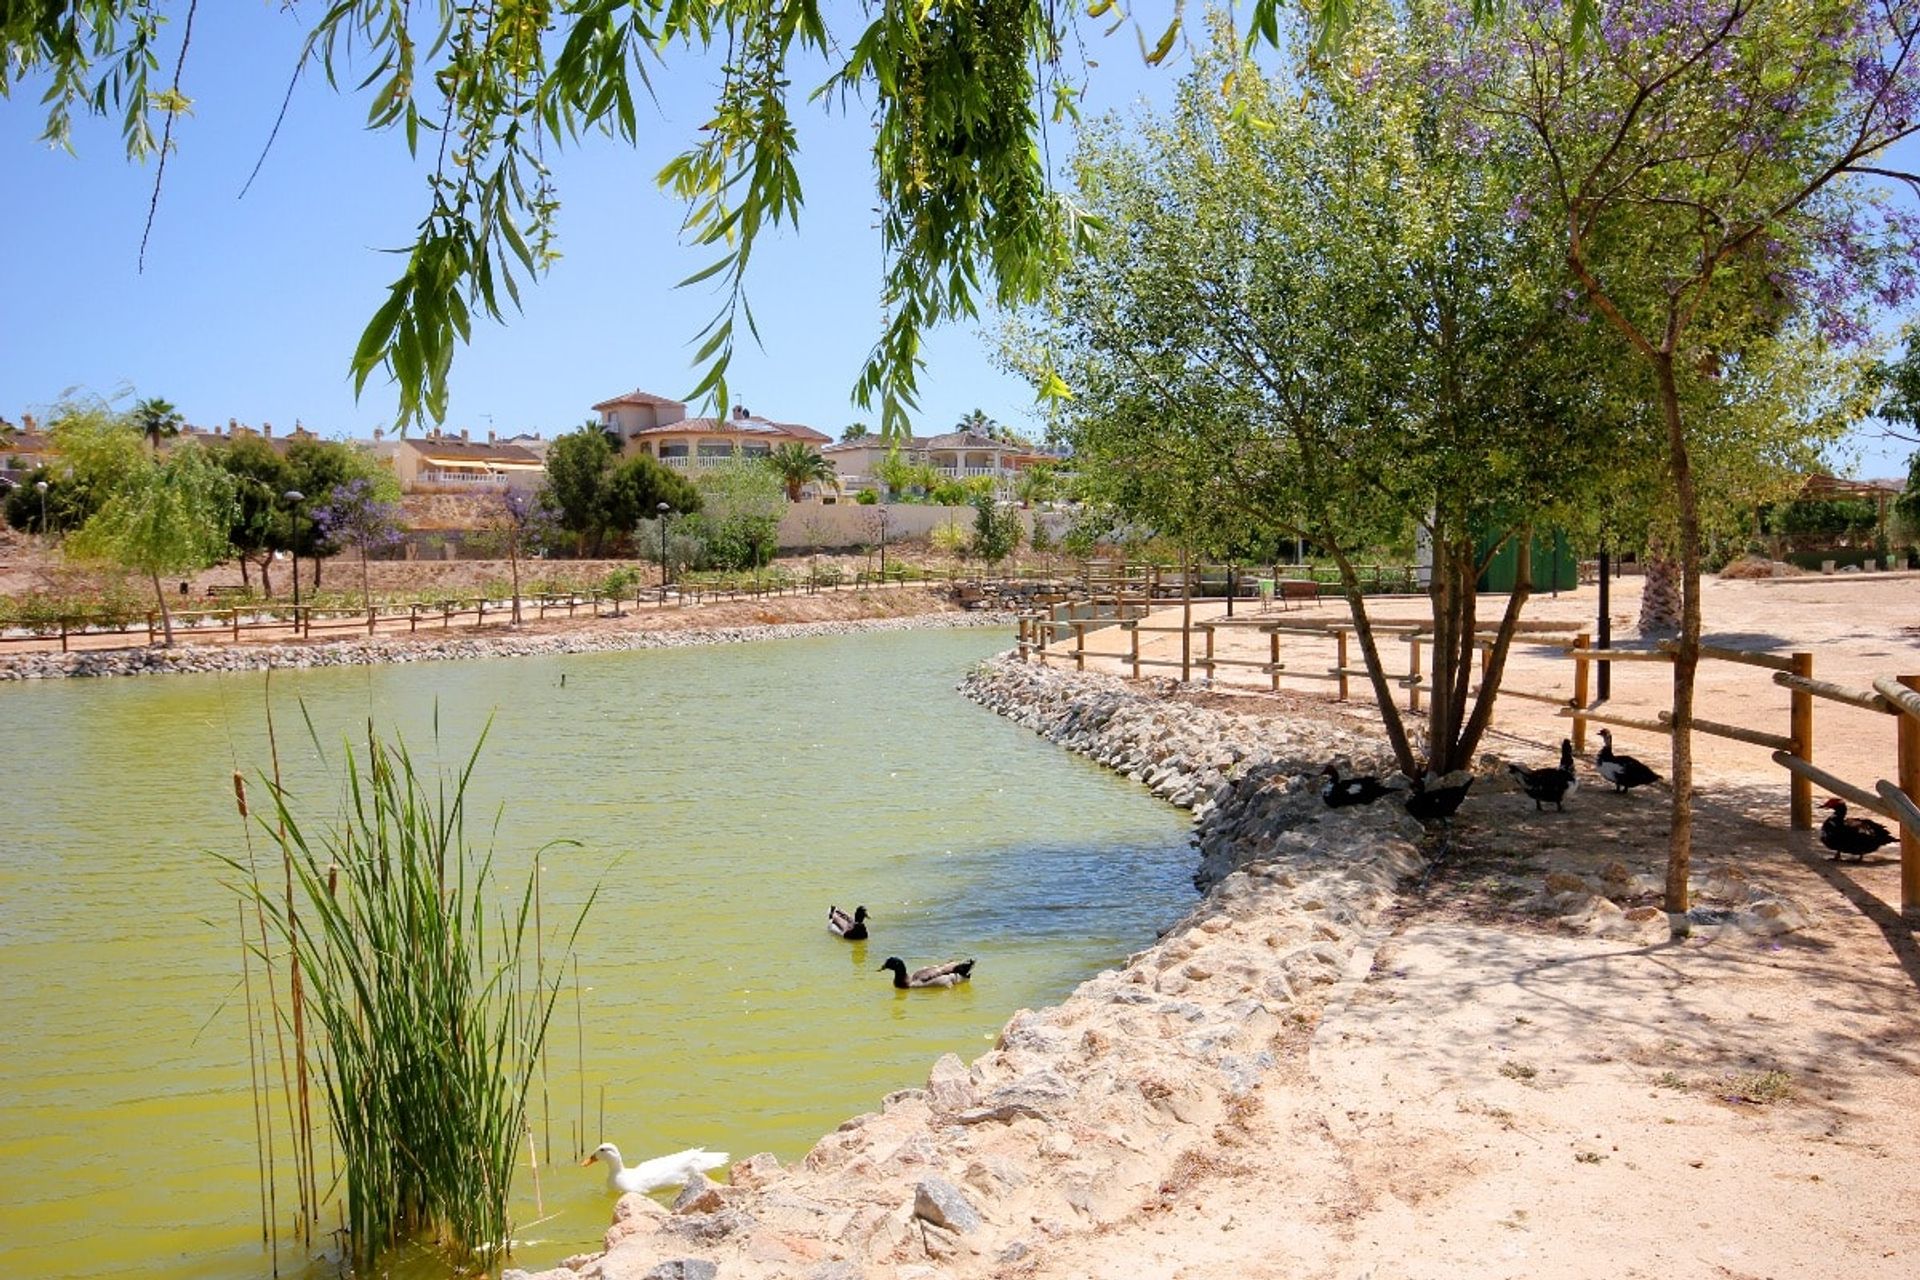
[386,428,546,492]
[593,388,830,472]
[175,420,321,455]
[822,429,1057,497]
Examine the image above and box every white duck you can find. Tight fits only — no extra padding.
[581,1142,729,1194]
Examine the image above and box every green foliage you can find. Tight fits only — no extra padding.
[604,453,701,531]
[970,494,1022,563]
[855,488,879,505]
[227,728,591,1271]
[219,435,296,578]
[930,521,971,556]
[840,422,871,442]
[763,442,836,502]
[284,438,395,561]
[680,464,785,570]
[130,395,183,450]
[929,478,971,506]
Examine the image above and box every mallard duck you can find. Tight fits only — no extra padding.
[1404,774,1473,822]
[581,1143,729,1194]
[1596,729,1661,794]
[879,957,974,989]
[1320,764,1390,809]
[827,904,869,941]
[1510,739,1577,811]
[1819,798,1896,861]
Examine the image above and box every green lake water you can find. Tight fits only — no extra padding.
[0,628,1195,1279]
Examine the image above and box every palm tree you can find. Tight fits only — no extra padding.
[765,442,836,502]
[956,408,996,437]
[840,422,871,442]
[132,397,184,453]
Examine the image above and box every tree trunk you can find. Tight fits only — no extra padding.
[257,553,275,598]
[238,555,251,592]
[508,540,523,627]
[359,548,372,616]
[150,570,175,647]
[1638,544,1682,637]
[1326,541,1419,776]
[1654,353,1701,935]
[312,554,323,589]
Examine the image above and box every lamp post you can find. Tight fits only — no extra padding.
[284,490,305,620]
[877,504,890,581]
[35,479,49,535]
[657,501,672,604]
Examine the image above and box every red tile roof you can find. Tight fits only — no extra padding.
[592,388,688,411]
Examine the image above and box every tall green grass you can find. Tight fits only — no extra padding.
[227,722,592,1273]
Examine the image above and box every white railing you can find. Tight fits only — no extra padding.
[418,470,510,488]
[934,465,1005,478]
[659,454,769,470]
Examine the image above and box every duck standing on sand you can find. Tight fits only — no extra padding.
[1510,739,1577,812]
[581,1143,729,1194]
[1595,729,1661,794]
[827,904,870,940]
[880,957,974,989]
[1321,764,1390,809]
[1404,774,1473,823]
[1818,798,1897,862]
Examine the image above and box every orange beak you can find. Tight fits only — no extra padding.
[579,1154,597,1167]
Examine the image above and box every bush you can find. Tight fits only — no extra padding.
[600,566,642,597]
[931,522,971,556]
[855,488,878,504]
[971,495,1022,563]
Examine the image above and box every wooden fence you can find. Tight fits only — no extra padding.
[1021,597,1920,919]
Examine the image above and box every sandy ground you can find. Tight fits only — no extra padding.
[1022,772,1920,1280]
[1058,572,1920,792]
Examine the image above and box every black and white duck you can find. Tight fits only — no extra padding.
[1595,729,1661,794]
[1818,798,1897,862]
[1321,764,1390,809]
[1404,774,1474,822]
[1510,739,1577,811]
[879,957,975,989]
[827,904,870,941]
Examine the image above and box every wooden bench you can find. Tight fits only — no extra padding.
[206,585,248,599]
[1277,579,1321,609]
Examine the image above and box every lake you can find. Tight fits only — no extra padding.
[0,628,1194,1278]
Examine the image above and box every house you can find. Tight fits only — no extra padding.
[385,428,546,492]
[822,429,1058,497]
[175,420,321,454]
[593,388,830,472]
[1,414,56,481]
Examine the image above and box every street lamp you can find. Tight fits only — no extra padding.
[34,479,49,535]
[283,490,305,616]
[657,501,672,603]
[877,504,890,581]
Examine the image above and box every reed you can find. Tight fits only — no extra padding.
[227,723,592,1272]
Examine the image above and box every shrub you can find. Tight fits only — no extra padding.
[931,522,971,556]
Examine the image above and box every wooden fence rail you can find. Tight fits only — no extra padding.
[1023,592,1920,919]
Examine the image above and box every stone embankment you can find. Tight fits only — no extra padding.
[0,612,1014,682]
[505,658,1429,1280]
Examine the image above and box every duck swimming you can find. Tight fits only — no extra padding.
[827,904,870,940]
[879,957,974,989]
[581,1143,729,1194]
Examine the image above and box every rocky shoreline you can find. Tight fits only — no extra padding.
[505,658,1429,1280]
[0,610,1016,682]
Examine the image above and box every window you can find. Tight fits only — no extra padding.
[658,442,690,458]
[698,441,735,458]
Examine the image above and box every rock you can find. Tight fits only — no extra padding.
[1544,870,1591,896]
[640,1263,718,1280]
[963,1156,1028,1198]
[671,1175,728,1215]
[728,1151,782,1190]
[912,1176,983,1234]
[659,1209,756,1243]
[806,1263,863,1280]
[926,1052,977,1113]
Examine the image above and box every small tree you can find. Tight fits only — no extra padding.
[541,426,617,555]
[970,494,1023,564]
[286,438,390,590]
[312,478,404,615]
[474,489,554,626]
[840,422,872,442]
[131,396,184,453]
[765,442,837,502]
[67,444,236,645]
[220,435,295,594]
[602,453,700,538]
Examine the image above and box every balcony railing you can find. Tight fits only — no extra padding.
[418,470,510,488]
[658,454,770,470]
[934,465,1006,478]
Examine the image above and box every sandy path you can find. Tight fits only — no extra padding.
[1031,776,1920,1280]
[1054,572,1920,794]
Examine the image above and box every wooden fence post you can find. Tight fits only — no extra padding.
[1336,629,1350,702]
[409,604,419,634]
[1130,621,1141,680]
[1572,632,1591,754]
[146,612,156,645]
[59,618,69,653]
[1407,636,1423,712]
[232,609,241,643]
[1180,548,1192,682]
[1789,652,1815,830]
[1073,620,1087,671]
[1269,628,1281,693]
[1202,623,1215,681]
[1899,674,1919,919]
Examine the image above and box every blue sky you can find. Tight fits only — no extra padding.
[0,5,1911,477]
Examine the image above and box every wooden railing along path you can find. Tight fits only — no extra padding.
[1021,597,1920,919]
